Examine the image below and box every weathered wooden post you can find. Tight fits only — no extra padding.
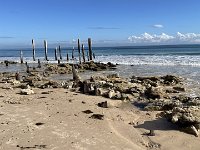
[58,59,60,64]
[72,46,75,59]
[26,63,30,73]
[93,52,95,59]
[87,51,89,61]
[20,50,23,64]
[88,38,93,61]
[55,47,58,60]
[32,39,36,61]
[58,45,62,60]
[44,40,48,61]
[25,62,28,68]
[38,59,41,68]
[81,44,86,63]
[78,39,81,64]
[67,53,69,62]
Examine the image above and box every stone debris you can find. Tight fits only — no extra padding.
[0,64,199,136]
[89,114,104,120]
[82,110,93,114]
[20,89,34,95]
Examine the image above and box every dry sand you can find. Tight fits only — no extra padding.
[0,83,199,150]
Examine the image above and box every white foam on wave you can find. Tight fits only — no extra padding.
[95,55,200,66]
[1,55,200,66]
[0,57,79,64]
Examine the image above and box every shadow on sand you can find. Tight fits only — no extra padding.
[135,118,179,131]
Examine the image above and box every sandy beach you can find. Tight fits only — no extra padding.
[0,67,200,150]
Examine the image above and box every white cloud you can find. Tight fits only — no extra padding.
[128,32,200,44]
[153,24,164,28]
[128,32,174,43]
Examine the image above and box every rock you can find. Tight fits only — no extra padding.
[7,79,20,85]
[20,89,34,95]
[43,81,61,88]
[183,125,199,137]
[103,82,114,88]
[171,115,179,123]
[115,91,122,99]
[164,106,200,136]
[82,110,93,114]
[72,65,81,81]
[97,101,108,108]
[121,93,128,100]
[145,87,164,99]
[107,73,119,78]
[4,60,17,64]
[89,114,104,120]
[83,80,94,94]
[2,86,13,90]
[108,90,115,99]
[107,62,117,68]
[173,87,186,92]
[161,75,182,85]
[94,87,103,96]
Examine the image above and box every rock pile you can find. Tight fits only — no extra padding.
[74,74,200,136]
[44,61,117,75]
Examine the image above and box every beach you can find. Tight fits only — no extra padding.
[0,59,200,150]
[0,78,200,150]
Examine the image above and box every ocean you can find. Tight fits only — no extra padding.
[1,44,200,96]
[1,44,200,66]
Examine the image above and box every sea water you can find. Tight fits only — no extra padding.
[1,44,200,96]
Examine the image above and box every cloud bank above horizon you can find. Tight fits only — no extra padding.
[128,32,200,44]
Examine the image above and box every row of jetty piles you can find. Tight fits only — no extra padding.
[19,38,95,65]
[1,39,200,137]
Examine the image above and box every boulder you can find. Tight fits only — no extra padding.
[164,106,200,136]
[145,87,164,99]
[83,80,94,94]
[161,75,182,85]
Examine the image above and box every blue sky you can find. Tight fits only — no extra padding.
[0,0,200,48]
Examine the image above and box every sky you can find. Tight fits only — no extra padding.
[0,0,200,48]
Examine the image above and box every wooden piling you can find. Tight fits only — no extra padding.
[78,39,81,64]
[55,47,58,60]
[44,40,48,61]
[32,39,36,61]
[26,64,30,73]
[81,44,86,63]
[93,52,95,59]
[87,51,89,61]
[72,46,75,59]
[67,53,69,62]
[38,59,41,68]
[58,45,62,60]
[25,62,28,68]
[58,59,60,64]
[88,38,93,61]
[20,50,23,64]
